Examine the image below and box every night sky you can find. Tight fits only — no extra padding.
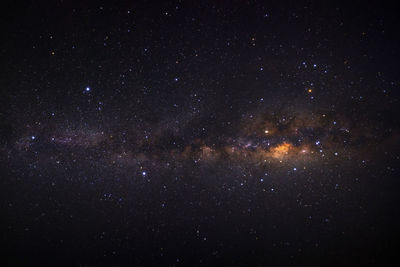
[1,1,400,266]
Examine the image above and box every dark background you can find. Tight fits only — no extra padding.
[1,1,400,266]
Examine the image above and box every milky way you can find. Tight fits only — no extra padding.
[5,103,393,173]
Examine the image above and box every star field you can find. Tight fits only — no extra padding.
[1,1,400,266]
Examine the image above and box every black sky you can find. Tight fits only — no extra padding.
[1,1,400,266]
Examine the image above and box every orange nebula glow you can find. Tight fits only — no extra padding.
[270,142,292,159]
